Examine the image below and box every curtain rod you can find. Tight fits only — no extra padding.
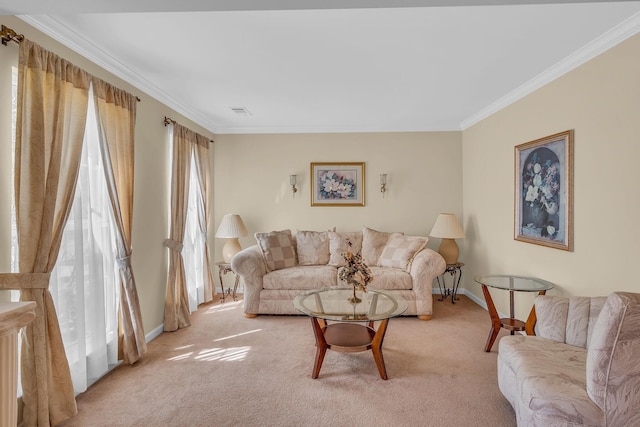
[164,116,214,143]
[1,24,24,46]
[2,24,141,102]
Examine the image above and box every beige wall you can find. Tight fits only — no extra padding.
[462,33,640,319]
[211,130,464,314]
[213,132,463,263]
[0,16,214,332]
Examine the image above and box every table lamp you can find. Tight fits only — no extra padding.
[429,213,465,265]
[215,214,248,262]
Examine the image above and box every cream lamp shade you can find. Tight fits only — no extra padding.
[215,214,248,263]
[429,213,465,265]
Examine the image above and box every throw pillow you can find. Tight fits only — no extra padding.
[361,227,403,266]
[296,230,330,265]
[254,229,297,271]
[379,235,428,271]
[327,231,363,267]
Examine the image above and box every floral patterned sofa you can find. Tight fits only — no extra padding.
[497,292,640,426]
[231,227,446,320]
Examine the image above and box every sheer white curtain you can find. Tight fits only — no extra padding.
[183,161,205,312]
[48,88,119,393]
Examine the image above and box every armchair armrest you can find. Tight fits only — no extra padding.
[231,245,267,316]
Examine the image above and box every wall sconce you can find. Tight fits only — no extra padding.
[380,174,387,197]
[289,174,298,196]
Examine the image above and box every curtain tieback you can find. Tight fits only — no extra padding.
[0,272,51,290]
[116,254,132,269]
[163,239,183,253]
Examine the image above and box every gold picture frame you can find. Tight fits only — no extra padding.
[310,162,365,207]
[514,130,573,251]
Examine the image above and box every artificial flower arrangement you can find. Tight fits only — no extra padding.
[337,239,373,303]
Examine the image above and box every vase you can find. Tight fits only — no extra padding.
[347,284,362,304]
[527,204,548,229]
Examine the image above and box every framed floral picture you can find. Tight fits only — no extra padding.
[514,130,573,251]
[310,162,365,206]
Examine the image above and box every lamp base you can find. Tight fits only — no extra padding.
[438,238,459,265]
[222,238,242,263]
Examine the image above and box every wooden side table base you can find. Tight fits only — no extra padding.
[310,317,390,380]
[481,283,547,352]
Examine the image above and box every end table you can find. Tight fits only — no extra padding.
[474,274,554,352]
[436,262,463,304]
[216,261,240,302]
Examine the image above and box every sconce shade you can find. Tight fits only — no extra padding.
[289,175,297,186]
[215,214,248,262]
[429,213,464,264]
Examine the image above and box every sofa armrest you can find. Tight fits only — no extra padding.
[230,245,267,316]
[409,248,446,318]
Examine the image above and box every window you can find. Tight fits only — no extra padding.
[12,85,119,394]
[168,129,207,312]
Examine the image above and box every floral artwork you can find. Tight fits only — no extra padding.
[515,131,573,251]
[318,170,356,200]
[311,162,364,206]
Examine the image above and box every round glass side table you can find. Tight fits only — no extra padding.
[474,275,554,352]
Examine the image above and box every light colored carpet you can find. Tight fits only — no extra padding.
[59,295,516,427]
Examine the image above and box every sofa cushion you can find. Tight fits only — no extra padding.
[295,230,330,266]
[367,266,413,290]
[378,235,427,271]
[361,227,403,266]
[499,335,603,426]
[255,229,297,272]
[327,231,363,267]
[262,266,337,290]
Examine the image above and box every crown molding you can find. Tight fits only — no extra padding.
[213,123,458,134]
[460,10,640,130]
[19,15,221,134]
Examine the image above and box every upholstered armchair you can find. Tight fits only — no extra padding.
[497,292,640,426]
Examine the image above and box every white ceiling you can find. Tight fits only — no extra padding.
[4,1,640,134]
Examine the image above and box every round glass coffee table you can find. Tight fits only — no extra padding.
[293,288,407,380]
[474,275,554,352]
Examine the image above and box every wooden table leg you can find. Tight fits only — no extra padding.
[310,317,327,379]
[371,319,389,380]
[525,290,546,335]
[482,284,502,352]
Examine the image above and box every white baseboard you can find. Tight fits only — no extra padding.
[145,324,164,343]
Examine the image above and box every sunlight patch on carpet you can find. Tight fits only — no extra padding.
[213,329,261,342]
[205,301,243,314]
[195,347,250,361]
[167,352,193,361]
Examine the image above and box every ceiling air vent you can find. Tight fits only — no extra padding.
[230,107,252,116]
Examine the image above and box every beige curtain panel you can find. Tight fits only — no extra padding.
[13,39,90,426]
[164,123,193,332]
[92,78,147,364]
[1,39,146,426]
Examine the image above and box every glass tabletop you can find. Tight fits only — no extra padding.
[474,275,554,292]
[293,288,408,322]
